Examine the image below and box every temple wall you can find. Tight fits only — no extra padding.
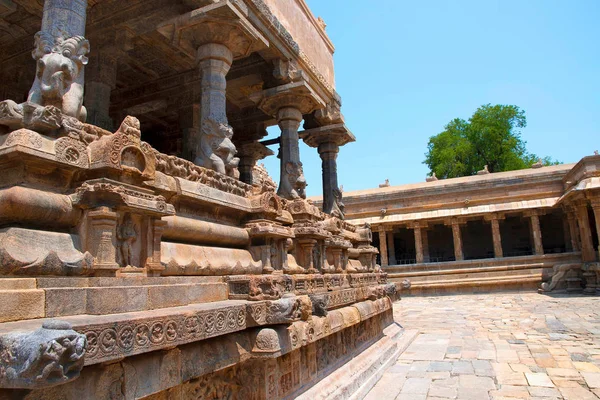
[262,0,335,89]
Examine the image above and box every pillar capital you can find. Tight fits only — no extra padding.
[158,1,268,60]
[523,209,548,218]
[588,195,600,209]
[299,123,355,149]
[197,43,233,66]
[250,81,326,118]
[483,212,505,222]
[408,221,428,230]
[237,141,274,185]
[444,217,466,227]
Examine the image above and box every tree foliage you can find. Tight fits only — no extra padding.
[424,104,559,179]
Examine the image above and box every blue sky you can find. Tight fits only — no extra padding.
[261,0,599,197]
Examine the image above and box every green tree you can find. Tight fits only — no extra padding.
[424,104,559,178]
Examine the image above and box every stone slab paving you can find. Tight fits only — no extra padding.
[364,293,600,400]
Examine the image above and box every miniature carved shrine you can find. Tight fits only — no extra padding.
[0,0,403,398]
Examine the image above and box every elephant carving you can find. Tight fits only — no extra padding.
[27,31,89,122]
[278,161,307,200]
[194,118,240,178]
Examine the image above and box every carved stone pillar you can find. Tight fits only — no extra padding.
[179,103,200,161]
[84,41,118,130]
[565,208,581,252]
[485,213,504,258]
[377,228,388,267]
[194,43,238,176]
[446,219,464,261]
[526,211,544,256]
[422,227,430,263]
[42,0,88,38]
[251,81,325,200]
[319,142,340,214]
[300,124,355,218]
[387,228,397,265]
[414,226,424,264]
[574,200,596,262]
[276,106,305,199]
[157,2,268,175]
[562,217,573,252]
[237,142,274,185]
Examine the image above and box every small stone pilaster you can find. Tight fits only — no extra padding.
[146,219,167,276]
[85,207,119,276]
[298,238,318,274]
[330,248,344,273]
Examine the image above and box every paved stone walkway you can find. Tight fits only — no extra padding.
[365,293,600,400]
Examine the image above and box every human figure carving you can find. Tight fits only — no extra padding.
[28,31,89,121]
[118,215,137,267]
[195,118,239,178]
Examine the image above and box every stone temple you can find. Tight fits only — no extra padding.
[0,1,401,399]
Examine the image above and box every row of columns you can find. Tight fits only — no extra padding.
[376,203,600,267]
[33,0,350,208]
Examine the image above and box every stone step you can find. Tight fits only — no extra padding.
[388,263,547,279]
[395,266,545,283]
[396,273,542,296]
[296,325,419,400]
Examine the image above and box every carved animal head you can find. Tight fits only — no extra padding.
[32,32,89,102]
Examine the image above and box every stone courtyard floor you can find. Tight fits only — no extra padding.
[365,293,600,400]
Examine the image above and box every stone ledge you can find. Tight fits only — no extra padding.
[0,295,394,368]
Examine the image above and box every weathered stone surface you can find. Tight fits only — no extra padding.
[0,290,45,323]
[0,320,86,389]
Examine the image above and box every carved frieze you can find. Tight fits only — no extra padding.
[79,304,247,365]
[71,179,175,216]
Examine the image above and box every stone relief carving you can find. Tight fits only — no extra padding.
[154,150,251,197]
[330,188,345,220]
[0,320,86,389]
[117,214,138,268]
[252,163,277,195]
[194,118,240,178]
[28,31,90,122]
[278,161,307,200]
[540,263,581,292]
